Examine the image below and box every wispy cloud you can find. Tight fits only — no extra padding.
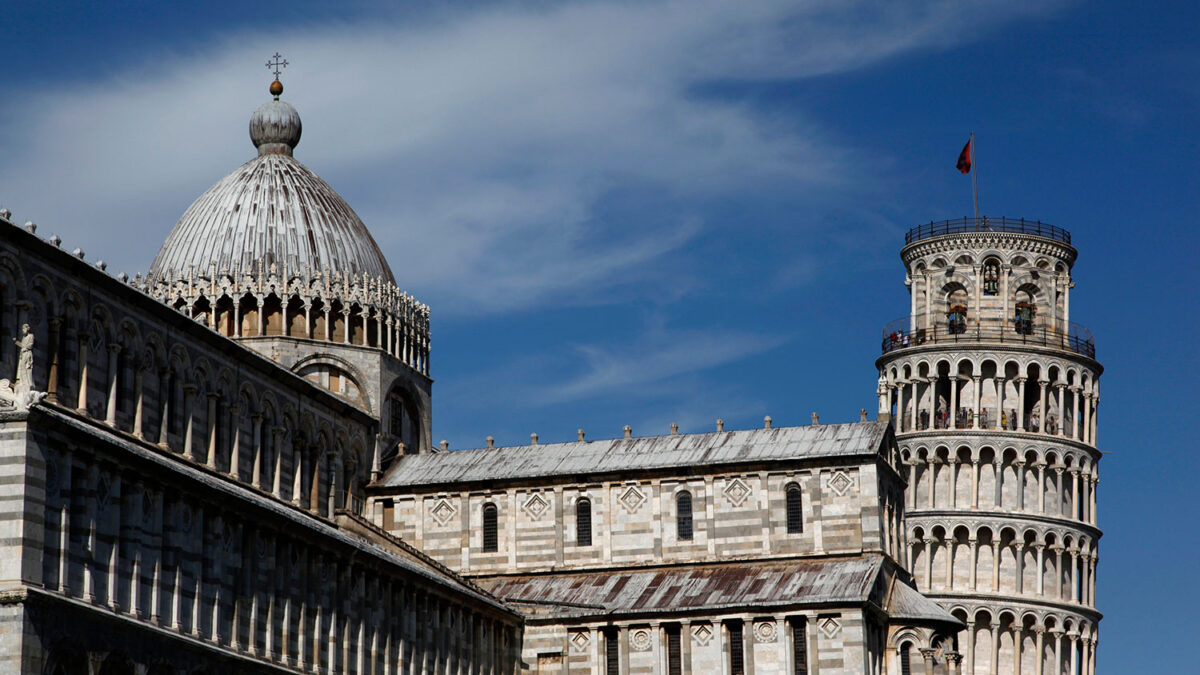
[0,0,1069,316]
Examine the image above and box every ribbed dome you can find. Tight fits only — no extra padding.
[149,94,395,283]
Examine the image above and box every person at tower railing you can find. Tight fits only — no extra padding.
[948,306,968,335]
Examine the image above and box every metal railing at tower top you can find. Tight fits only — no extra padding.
[905,217,1071,245]
[880,317,1096,359]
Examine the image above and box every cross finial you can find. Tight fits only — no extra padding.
[266,52,289,79]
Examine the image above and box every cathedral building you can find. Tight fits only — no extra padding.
[0,73,1099,674]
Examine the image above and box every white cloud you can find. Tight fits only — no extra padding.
[0,0,1069,315]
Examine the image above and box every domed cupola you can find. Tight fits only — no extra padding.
[144,74,430,392]
[148,79,395,283]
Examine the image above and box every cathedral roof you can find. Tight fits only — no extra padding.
[148,81,395,283]
[379,421,890,488]
[476,554,961,628]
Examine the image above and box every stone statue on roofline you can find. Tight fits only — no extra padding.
[1,324,44,411]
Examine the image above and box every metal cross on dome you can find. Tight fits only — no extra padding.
[266,52,288,79]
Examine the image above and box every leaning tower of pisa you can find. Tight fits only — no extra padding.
[875,218,1101,675]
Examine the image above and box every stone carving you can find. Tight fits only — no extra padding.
[692,623,713,646]
[755,620,778,643]
[818,617,842,639]
[570,631,591,652]
[630,628,652,651]
[828,470,854,496]
[723,477,752,507]
[430,498,457,525]
[0,323,44,411]
[522,493,550,519]
[618,485,646,513]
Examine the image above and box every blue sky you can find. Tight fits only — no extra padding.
[2,1,1196,670]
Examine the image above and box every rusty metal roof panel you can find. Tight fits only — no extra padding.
[477,556,885,619]
[380,421,887,488]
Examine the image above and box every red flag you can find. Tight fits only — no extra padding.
[956,137,973,174]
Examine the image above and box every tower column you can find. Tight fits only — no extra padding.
[1037,462,1047,513]
[995,376,1006,430]
[949,375,960,428]
[968,538,978,589]
[1035,544,1046,595]
[972,375,982,428]
[969,459,979,509]
[1034,627,1045,675]
[1055,383,1066,436]
[1037,379,1049,433]
[1012,623,1022,675]
[1016,377,1027,431]
[991,541,1001,591]
[927,377,938,429]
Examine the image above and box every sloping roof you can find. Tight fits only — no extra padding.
[476,556,884,620]
[886,576,962,625]
[378,421,888,488]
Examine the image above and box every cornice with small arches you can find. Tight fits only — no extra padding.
[937,598,1099,638]
[906,511,1100,549]
[898,436,1099,473]
[878,345,1102,379]
[901,232,1077,268]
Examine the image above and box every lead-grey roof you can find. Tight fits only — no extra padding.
[378,421,888,488]
[149,99,395,284]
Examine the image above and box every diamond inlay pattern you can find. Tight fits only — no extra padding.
[724,477,752,507]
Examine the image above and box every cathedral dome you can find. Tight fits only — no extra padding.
[148,82,395,283]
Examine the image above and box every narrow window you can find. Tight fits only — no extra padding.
[576,498,592,547]
[676,491,693,541]
[482,503,498,553]
[728,621,744,675]
[786,483,804,534]
[604,627,619,675]
[666,625,682,675]
[899,641,912,675]
[791,617,808,675]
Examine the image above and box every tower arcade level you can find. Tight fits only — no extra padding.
[876,218,1102,674]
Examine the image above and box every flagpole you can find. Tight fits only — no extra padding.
[971,132,980,222]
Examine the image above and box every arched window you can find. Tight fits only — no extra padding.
[676,491,693,541]
[899,641,913,675]
[482,503,498,553]
[983,258,1001,295]
[576,498,592,547]
[786,483,804,534]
